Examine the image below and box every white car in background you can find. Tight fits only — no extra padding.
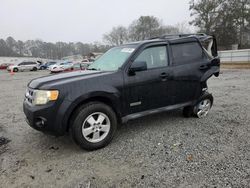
[49,61,74,73]
[7,61,39,72]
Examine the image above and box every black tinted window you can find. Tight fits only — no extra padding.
[171,42,203,65]
[27,62,36,65]
[134,46,168,69]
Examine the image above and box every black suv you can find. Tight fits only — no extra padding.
[23,34,220,150]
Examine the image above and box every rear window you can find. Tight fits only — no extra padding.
[171,42,203,65]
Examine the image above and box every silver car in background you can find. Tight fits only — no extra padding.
[7,61,39,72]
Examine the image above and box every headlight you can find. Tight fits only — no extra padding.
[33,90,59,105]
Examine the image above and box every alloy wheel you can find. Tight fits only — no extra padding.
[82,112,111,143]
[196,99,211,118]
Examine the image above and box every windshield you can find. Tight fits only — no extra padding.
[88,46,136,71]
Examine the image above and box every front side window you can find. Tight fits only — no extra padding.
[171,42,203,65]
[88,45,136,71]
[134,46,168,69]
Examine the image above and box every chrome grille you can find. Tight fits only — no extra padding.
[25,88,34,104]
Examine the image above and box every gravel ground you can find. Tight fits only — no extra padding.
[0,69,250,188]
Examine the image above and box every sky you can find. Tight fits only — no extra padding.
[0,0,192,43]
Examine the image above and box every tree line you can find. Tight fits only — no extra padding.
[103,16,189,46]
[104,1,250,50]
[189,0,250,49]
[0,37,110,59]
[0,16,187,59]
[1,1,249,59]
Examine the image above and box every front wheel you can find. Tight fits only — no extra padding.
[13,68,18,72]
[70,102,117,151]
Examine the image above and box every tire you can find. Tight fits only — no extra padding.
[193,93,213,118]
[183,92,213,118]
[70,102,117,151]
[32,67,38,71]
[13,68,18,72]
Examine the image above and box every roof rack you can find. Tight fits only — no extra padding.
[148,33,212,40]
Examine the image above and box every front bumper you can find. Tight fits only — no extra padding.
[23,99,65,136]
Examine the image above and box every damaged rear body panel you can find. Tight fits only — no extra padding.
[167,33,220,82]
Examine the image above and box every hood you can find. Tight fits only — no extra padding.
[28,70,111,89]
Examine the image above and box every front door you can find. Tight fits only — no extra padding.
[18,62,26,71]
[124,45,175,114]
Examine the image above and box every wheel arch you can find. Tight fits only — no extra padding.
[64,93,122,132]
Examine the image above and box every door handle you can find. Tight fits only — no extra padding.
[160,72,174,81]
[160,72,168,78]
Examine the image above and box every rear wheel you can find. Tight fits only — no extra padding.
[194,96,213,118]
[183,93,213,118]
[32,67,38,71]
[13,68,18,72]
[70,102,117,150]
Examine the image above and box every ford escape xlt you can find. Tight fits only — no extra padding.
[23,34,220,150]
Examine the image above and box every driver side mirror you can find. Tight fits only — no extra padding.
[129,61,147,75]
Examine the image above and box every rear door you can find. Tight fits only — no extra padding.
[27,62,36,70]
[169,41,210,104]
[23,62,33,70]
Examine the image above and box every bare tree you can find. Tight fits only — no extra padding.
[189,0,250,49]
[128,16,166,41]
[175,22,192,33]
[189,0,222,34]
[103,26,128,46]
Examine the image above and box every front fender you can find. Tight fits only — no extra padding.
[61,89,122,132]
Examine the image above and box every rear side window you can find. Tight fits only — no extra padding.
[171,42,203,65]
[24,62,36,65]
